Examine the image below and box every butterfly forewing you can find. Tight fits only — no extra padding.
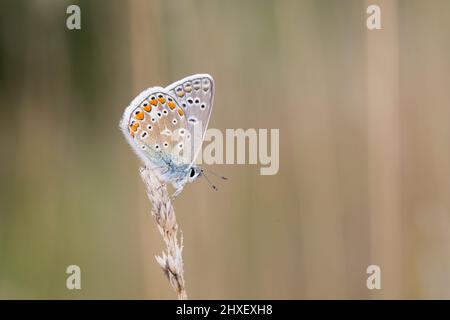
[166,74,214,166]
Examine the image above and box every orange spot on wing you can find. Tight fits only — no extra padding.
[158,97,166,104]
[177,108,184,116]
[150,98,158,106]
[130,122,139,132]
[167,101,176,110]
[143,104,152,112]
[134,110,144,120]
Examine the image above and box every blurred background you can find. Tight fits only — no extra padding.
[1,0,450,299]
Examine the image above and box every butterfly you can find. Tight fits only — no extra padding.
[120,74,223,198]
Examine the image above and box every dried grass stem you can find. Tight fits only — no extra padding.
[139,167,187,300]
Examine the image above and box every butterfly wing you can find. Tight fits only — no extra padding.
[119,86,190,180]
[120,74,214,184]
[165,74,214,167]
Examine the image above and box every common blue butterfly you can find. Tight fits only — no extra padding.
[120,74,220,197]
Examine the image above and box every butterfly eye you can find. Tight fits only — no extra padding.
[189,168,196,178]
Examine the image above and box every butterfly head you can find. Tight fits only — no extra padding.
[171,165,226,198]
[187,165,202,182]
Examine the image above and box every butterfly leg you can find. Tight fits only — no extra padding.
[156,183,166,191]
[171,185,185,200]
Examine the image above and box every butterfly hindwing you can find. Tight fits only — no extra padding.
[120,87,189,171]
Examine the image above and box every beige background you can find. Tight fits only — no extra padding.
[1,0,450,299]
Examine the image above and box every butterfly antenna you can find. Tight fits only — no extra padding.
[201,172,219,191]
[200,167,228,180]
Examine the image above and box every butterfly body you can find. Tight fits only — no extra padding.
[120,74,214,196]
[155,156,201,195]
